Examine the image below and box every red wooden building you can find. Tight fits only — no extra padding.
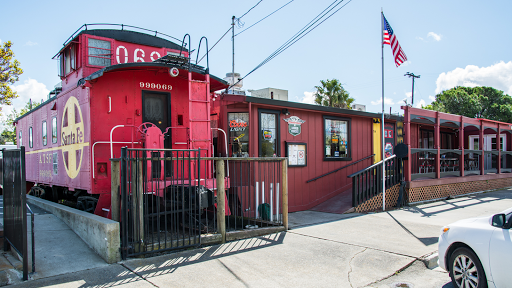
[213,93,401,212]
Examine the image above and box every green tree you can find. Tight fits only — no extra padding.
[0,101,39,144]
[0,41,23,109]
[314,79,355,109]
[426,86,512,123]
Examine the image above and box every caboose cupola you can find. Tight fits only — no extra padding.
[53,24,189,91]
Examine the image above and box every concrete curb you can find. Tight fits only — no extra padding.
[420,252,438,269]
[27,196,121,264]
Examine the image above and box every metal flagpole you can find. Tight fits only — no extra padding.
[381,9,386,211]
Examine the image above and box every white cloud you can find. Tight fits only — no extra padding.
[435,61,512,94]
[415,99,426,108]
[416,36,424,41]
[300,91,316,104]
[24,41,38,46]
[428,95,435,101]
[1,78,50,116]
[427,32,442,41]
[371,97,395,105]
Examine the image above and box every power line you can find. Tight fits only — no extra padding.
[198,1,264,64]
[197,26,233,64]
[238,0,263,20]
[235,0,295,37]
[230,0,353,89]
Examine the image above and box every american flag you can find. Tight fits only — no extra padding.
[382,14,407,67]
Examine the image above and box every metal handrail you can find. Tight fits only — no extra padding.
[348,154,396,178]
[306,154,375,183]
[62,23,183,48]
[26,203,35,273]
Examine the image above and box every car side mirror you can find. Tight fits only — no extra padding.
[492,214,506,228]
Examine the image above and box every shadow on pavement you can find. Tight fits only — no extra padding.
[125,232,286,279]
[386,212,439,246]
[404,191,510,218]
[12,232,287,288]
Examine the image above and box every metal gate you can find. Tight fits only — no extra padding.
[120,147,213,259]
[2,147,29,280]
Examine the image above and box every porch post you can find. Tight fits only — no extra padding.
[460,116,464,177]
[435,112,440,179]
[404,106,411,182]
[480,121,485,175]
[497,123,501,174]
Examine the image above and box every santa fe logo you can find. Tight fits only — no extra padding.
[284,116,306,136]
[61,96,88,179]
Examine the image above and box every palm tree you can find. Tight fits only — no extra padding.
[314,79,355,109]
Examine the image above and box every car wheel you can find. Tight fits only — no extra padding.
[449,247,487,288]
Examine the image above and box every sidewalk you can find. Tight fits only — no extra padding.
[0,199,108,285]
[8,189,512,287]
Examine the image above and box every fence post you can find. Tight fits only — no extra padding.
[216,159,226,243]
[120,147,128,260]
[110,159,120,222]
[131,158,144,253]
[281,159,288,230]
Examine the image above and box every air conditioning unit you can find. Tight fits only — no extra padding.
[352,104,366,111]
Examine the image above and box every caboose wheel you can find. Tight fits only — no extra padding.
[76,196,98,213]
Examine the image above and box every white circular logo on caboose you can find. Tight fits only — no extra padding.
[61,96,85,179]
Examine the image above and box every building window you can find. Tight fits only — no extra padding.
[324,117,350,160]
[42,121,47,146]
[228,112,249,157]
[259,110,280,157]
[441,132,454,149]
[19,131,22,146]
[29,127,33,148]
[88,38,111,66]
[419,130,434,149]
[52,117,57,143]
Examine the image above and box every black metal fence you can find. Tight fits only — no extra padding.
[226,159,284,231]
[348,155,404,208]
[2,147,30,280]
[118,147,287,259]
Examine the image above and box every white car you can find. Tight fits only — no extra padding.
[438,207,512,288]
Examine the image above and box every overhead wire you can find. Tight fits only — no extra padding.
[238,0,264,20]
[197,26,232,64]
[229,0,353,90]
[235,0,295,37]
[198,0,265,64]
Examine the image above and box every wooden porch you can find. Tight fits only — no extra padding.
[403,106,512,203]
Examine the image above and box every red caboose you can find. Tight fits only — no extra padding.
[15,24,228,216]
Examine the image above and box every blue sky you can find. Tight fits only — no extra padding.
[2,0,512,119]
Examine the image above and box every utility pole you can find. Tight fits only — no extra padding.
[231,16,235,93]
[404,72,420,105]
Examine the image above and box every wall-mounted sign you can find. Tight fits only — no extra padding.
[263,130,273,139]
[229,119,248,132]
[286,142,307,167]
[284,116,306,136]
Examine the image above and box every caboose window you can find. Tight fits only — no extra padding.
[29,127,33,148]
[324,116,351,160]
[19,131,22,146]
[52,117,57,144]
[59,44,76,76]
[42,121,47,146]
[88,38,111,66]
